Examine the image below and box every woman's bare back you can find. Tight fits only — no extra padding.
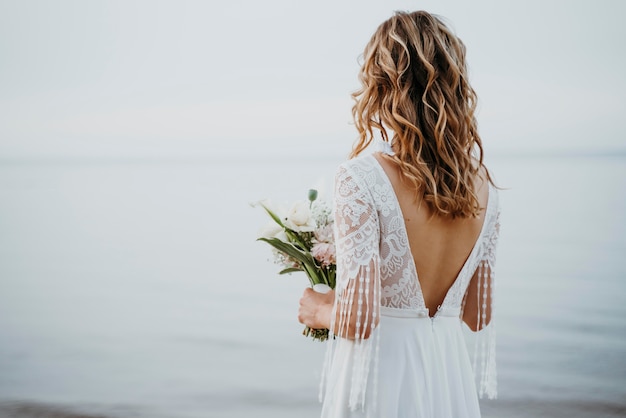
[373,153,489,315]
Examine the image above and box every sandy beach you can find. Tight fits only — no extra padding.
[1,399,626,418]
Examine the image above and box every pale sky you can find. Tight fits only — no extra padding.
[1,0,625,159]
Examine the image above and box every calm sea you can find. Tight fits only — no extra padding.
[0,153,624,418]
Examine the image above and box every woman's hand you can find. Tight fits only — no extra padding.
[298,288,335,330]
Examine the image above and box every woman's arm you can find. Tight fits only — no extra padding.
[298,162,381,341]
[462,261,493,331]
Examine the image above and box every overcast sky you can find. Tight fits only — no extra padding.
[1,0,625,159]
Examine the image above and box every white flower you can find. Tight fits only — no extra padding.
[311,200,333,227]
[258,222,284,240]
[284,200,316,232]
[274,229,288,243]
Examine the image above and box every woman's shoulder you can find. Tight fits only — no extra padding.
[333,154,384,202]
[335,153,378,180]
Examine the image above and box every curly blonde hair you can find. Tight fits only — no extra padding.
[351,10,493,218]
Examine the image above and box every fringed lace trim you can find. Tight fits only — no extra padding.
[461,237,499,399]
[474,260,497,399]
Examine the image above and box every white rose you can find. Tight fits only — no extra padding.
[285,200,316,232]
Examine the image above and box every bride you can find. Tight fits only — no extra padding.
[298,10,501,418]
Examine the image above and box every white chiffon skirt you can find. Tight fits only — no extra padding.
[321,307,481,418]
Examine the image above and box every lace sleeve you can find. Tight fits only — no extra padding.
[332,164,381,340]
[320,163,381,411]
[461,204,500,400]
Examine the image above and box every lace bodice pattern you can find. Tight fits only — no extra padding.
[335,154,499,313]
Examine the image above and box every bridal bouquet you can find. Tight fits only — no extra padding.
[255,189,336,341]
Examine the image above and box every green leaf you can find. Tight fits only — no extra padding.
[302,262,323,286]
[279,267,302,275]
[258,237,325,286]
[284,228,308,249]
[257,237,310,265]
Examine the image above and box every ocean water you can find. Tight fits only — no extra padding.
[0,153,624,418]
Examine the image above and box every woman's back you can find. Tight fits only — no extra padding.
[373,153,490,316]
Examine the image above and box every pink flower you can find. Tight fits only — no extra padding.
[314,224,334,243]
[311,242,336,267]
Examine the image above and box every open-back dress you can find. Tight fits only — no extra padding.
[320,153,500,418]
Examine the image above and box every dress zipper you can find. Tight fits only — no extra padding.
[430,305,442,329]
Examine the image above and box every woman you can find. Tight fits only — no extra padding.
[298,10,501,418]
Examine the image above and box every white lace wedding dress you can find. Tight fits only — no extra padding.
[319,153,500,418]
